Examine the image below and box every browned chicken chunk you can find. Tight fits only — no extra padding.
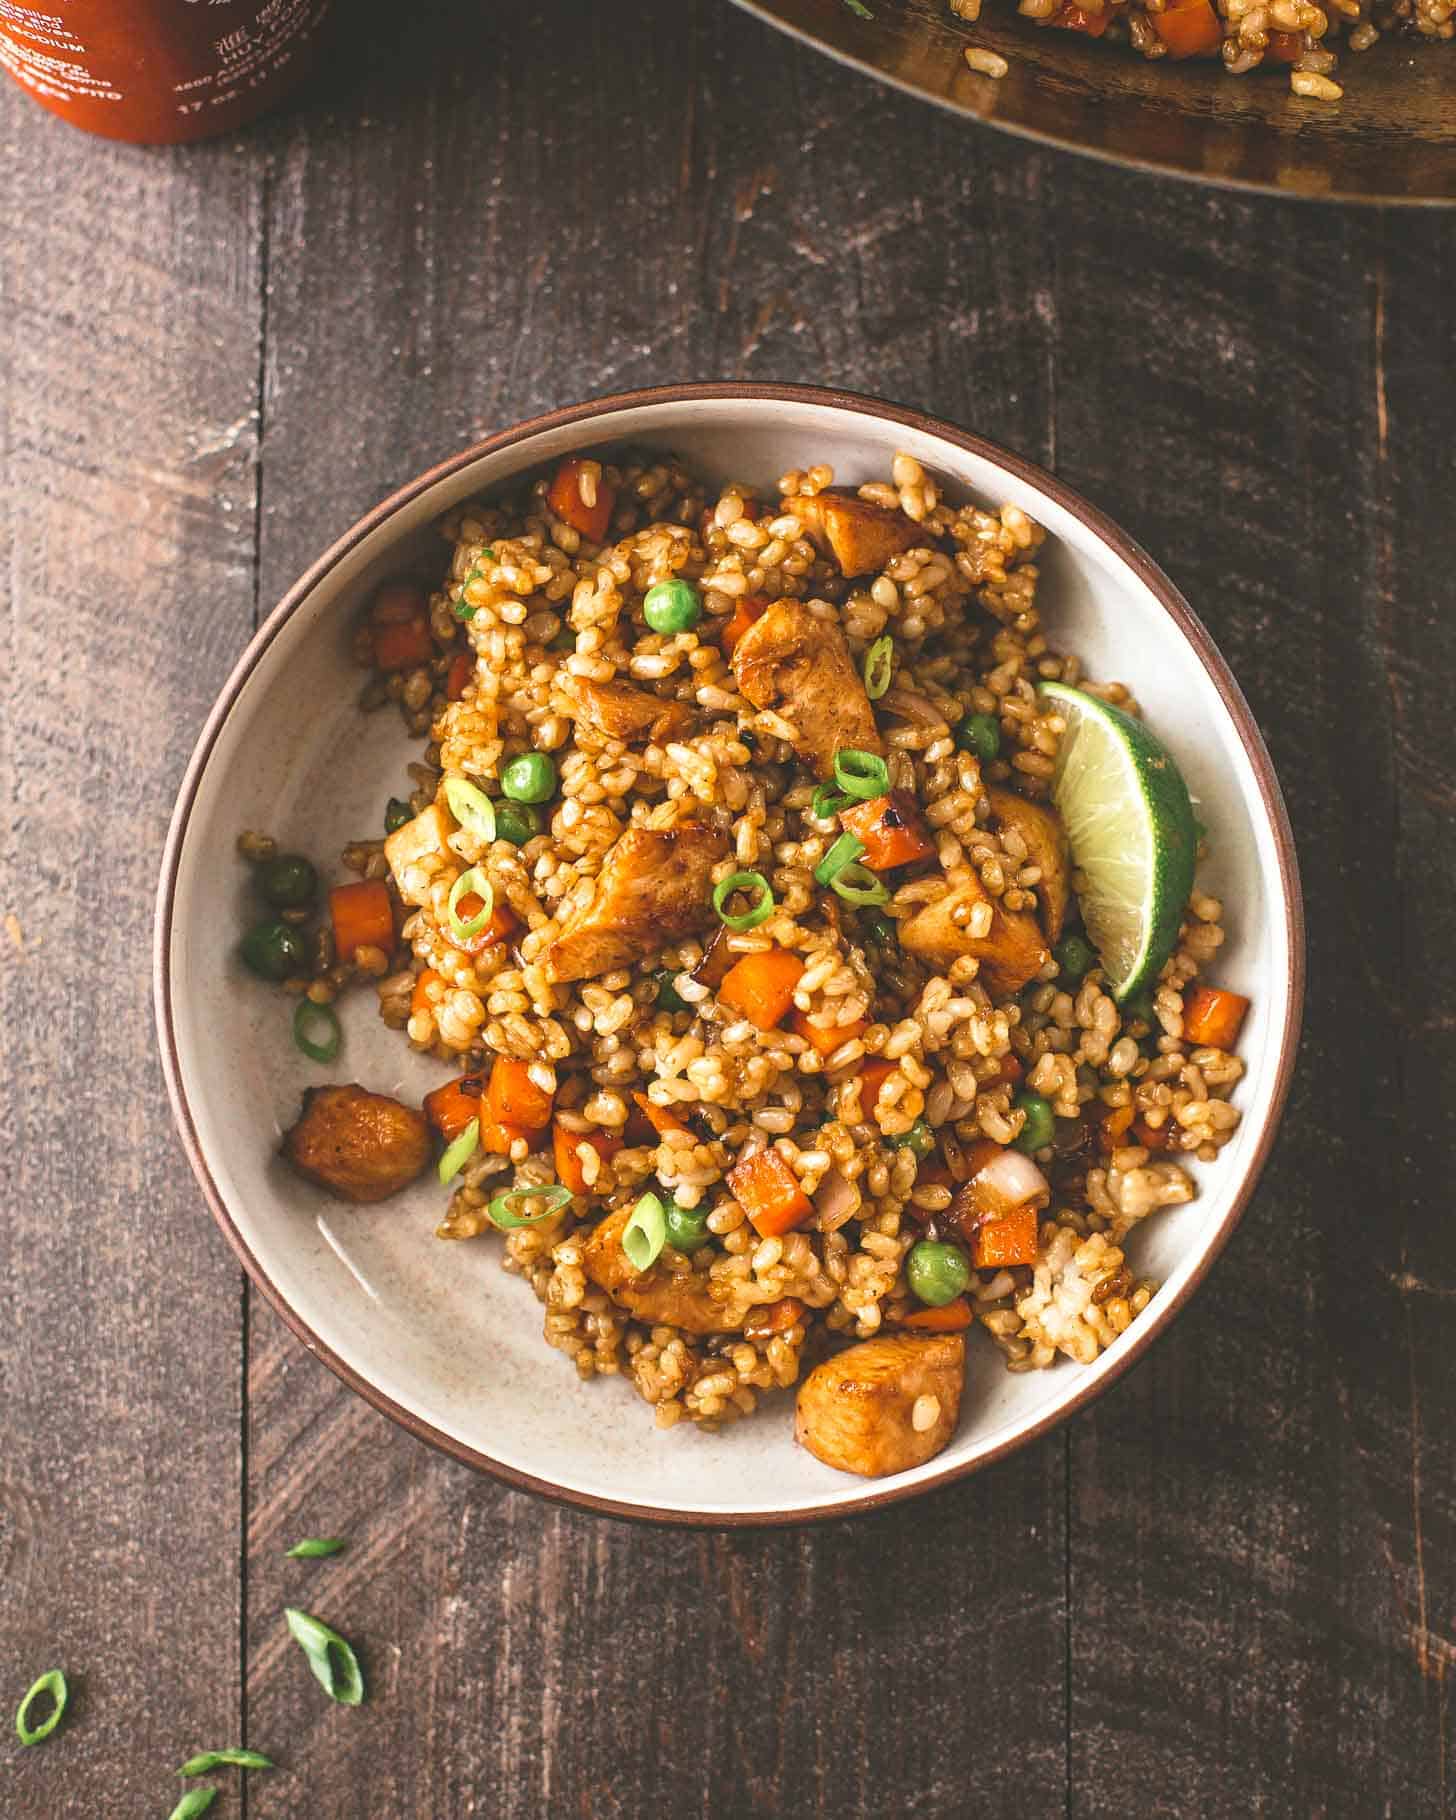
[581,1206,743,1335]
[570,677,695,745]
[795,1333,965,1477]
[796,488,922,577]
[897,871,1049,996]
[542,823,727,984]
[282,1084,431,1205]
[986,786,1071,944]
[731,597,883,780]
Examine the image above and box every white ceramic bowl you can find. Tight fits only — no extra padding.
[155,384,1304,1524]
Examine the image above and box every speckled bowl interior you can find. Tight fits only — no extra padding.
[155,386,1302,1523]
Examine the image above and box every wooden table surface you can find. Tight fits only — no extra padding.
[3,3,1452,1815]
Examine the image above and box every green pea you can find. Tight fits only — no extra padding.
[887,1118,935,1158]
[1013,1091,1056,1154]
[906,1240,970,1307]
[494,802,543,847]
[654,970,688,1013]
[384,797,412,834]
[1053,932,1097,985]
[642,578,703,635]
[500,751,557,804]
[258,853,318,910]
[664,1202,710,1253]
[954,712,1001,762]
[240,920,309,983]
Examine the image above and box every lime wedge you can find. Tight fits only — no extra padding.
[1037,681,1197,1003]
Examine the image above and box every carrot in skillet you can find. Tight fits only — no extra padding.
[727,1148,814,1239]
[718,949,805,1031]
[1152,0,1222,55]
[790,1009,868,1059]
[1182,984,1250,1050]
[971,1205,1040,1270]
[411,967,444,1019]
[546,457,616,542]
[445,651,472,700]
[424,1073,487,1143]
[369,583,434,672]
[485,1057,554,1132]
[901,1298,974,1332]
[839,790,935,871]
[446,895,519,957]
[628,1090,690,1143]
[744,1297,807,1340]
[720,594,769,654]
[553,1120,623,1195]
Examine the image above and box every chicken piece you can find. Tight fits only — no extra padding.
[383,802,454,908]
[795,1333,965,1477]
[987,787,1071,944]
[570,677,695,745]
[795,489,922,577]
[581,1206,743,1335]
[282,1084,431,1205]
[897,871,1049,997]
[731,597,883,780]
[542,823,726,984]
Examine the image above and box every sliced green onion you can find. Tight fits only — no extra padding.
[488,1183,573,1229]
[814,833,867,887]
[446,867,494,941]
[810,783,855,821]
[15,1670,67,1746]
[286,1536,346,1559]
[712,870,774,931]
[178,1749,274,1776]
[863,635,894,700]
[293,999,342,1064]
[443,776,497,844]
[844,0,874,15]
[451,568,481,621]
[829,863,889,907]
[622,1191,667,1272]
[833,748,890,801]
[169,1791,219,1820]
[439,1118,480,1185]
[284,1607,365,1706]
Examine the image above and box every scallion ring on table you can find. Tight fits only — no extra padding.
[283,1607,365,1706]
[829,863,890,907]
[833,749,890,801]
[443,776,497,844]
[813,832,867,888]
[622,1191,667,1272]
[169,1791,219,1820]
[488,1183,573,1230]
[292,999,342,1064]
[863,635,894,700]
[178,1749,274,1776]
[438,1118,480,1185]
[810,783,855,821]
[15,1670,67,1746]
[712,870,774,931]
[286,1536,346,1559]
[446,867,494,941]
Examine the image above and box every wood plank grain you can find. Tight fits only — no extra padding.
[0,91,263,1818]
[241,4,1068,1817]
[1047,174,1456,1815]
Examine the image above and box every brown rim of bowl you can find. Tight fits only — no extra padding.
[153,380,1306,1529]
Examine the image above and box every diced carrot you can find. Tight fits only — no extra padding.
[1047,0,1118,34]
[482,1121,536,1157]
[720,594,770,654]
[546,457,616,542]
[1133,1117,1171,1152]
[1151,0,1222,55]
[744,1296,807,1340]
[445,651,472,700]
[446,895,520,957]
[486,1057,554,1132]
[628,1090,690,1144]
[1266,27,1303,57]
[424,1073,488,1143]
[901,1299,974,1332]
[553,1120,623,1196]
[1182,984,1250,1050]
[790,1008,868,1059]
[839,790,935,871]
[1100,1104,1136,1151]
[411,967,444,1019]
[369,583,435,672]
[727,1148,814,1239]
[329,879,396,962]
[971,1205,1040,1270]
[719,948,805,1032]
[853,1056,898,1113]
[994,1053,1025,1088]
